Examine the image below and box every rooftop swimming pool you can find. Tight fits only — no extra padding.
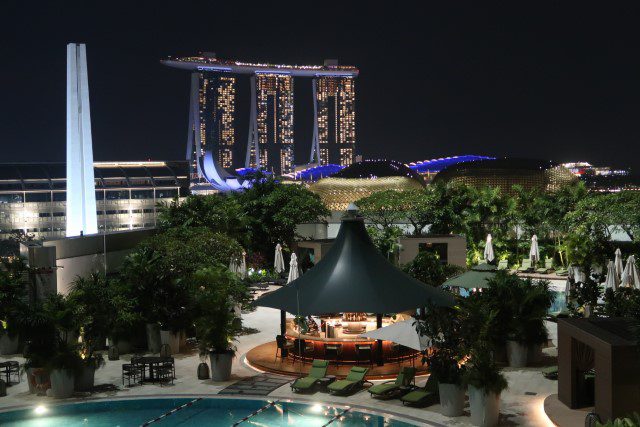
[0,397,417,426]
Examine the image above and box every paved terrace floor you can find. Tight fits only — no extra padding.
[0,287,559,426]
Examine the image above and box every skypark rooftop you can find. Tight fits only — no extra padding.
[162,55,359,77]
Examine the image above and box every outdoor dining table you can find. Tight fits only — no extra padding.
[135,356,173,383]
[0,361,15,384]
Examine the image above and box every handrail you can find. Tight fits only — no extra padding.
[322,408,351,426]
[232,400,280,426]
[140,397,203,426]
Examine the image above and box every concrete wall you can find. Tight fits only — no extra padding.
[35,228,157,294]
[398,235,467,268]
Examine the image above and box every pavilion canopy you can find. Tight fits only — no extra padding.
[254,214,454,316]
[443,262,497,289]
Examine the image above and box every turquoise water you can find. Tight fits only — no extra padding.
[0,398,415,426]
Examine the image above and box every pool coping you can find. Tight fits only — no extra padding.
[0,393,443,426]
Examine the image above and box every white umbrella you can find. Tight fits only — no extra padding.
[604,260,619,291]
[358,319,432,352]
[274,243,285,274]
[529,235,540,263]
[483,234,495,263]
[229,257,240,275]
[287,253,299,284]
[621,255,640,289]
[615,248,624,279]
[239,251,247,279]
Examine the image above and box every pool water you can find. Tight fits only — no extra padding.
[0,398,416,426]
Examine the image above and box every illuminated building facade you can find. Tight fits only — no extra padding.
[311,76,356,166]
[247,74,294,174]
[163,54,358,184]
[0,162,189,241]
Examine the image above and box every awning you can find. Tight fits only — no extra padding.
[254,213,454,315]
[443,263,497,289]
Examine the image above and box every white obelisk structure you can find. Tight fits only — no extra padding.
[66,43,98,237]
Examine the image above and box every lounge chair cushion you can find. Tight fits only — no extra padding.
[292,376,319,390]
[368,382,399,395]
[401,390,435,404]
[345,366,368,382]
[327,379,356,392]
[309,360,329,379]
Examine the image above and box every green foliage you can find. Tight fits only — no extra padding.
[463,346,509,395]
[366,225,403,263]
[0,258,28,337]
[232,178,329,260]
[356,190,411,229]
[403,251,465,287]
[568,276,603,317]
[416,305,466,385]
[191,265,249,354]
[596,413,640,427]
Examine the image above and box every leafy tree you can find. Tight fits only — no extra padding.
[356,190,408,229]
[157,194,249,246]
[233,178,329,260]
[0,258,28,338]
[366,225,403,263]
[403,251,465,287]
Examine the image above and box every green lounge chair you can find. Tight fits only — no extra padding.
[541,366,558,380]
[536,258,554,274]
[327,366,369,395]
[497,259,508,270]
[368,367,416,399]
[400,373,439,406]
[517,258,533,272]
[291,360,329,392]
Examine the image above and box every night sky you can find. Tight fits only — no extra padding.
[3,2,640,171]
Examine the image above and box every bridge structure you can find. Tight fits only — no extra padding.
[162,54,359,191]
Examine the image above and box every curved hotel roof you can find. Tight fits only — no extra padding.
[162,56,359,77]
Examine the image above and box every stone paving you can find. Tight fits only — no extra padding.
[0,286,560,426]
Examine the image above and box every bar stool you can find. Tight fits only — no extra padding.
[275,335,294,362]
[355,344,373,366]
[324,343,342,366]
[292,339,314,361]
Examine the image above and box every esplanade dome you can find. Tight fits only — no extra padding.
[309,159,425,211]
[432,158,578,195]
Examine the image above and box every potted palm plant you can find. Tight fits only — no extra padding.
[417,305,466,417]
[464,346,508,427]
[192,266,247,382]
[0,258,27,355]
[47,340,83,398]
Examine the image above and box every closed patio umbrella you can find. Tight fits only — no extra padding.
[239,251,247,279]
[358,319,432,352]
[621,255,640,289]
[274,244,285,274]
[615,248,624,279]
[483,234,495,263]
[229,257,240,275]
[287,253,299,284]
[529,235,540,263]
[604,260,619,291]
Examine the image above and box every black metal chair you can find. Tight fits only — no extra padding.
[275,335,294,362]
[122,363,144,387]
[157,357,175,379]
[155,362,174,386]
[8,361,20,384]
[355,344,373,366]
[292,339,314,361]
[324,343,342,366]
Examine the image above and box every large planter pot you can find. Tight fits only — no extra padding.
[209,351,234,382]
[506,340,528,368]
[28,368,50,395]
[50,369,75,398]
[116,339,132,355]
[469,385,501,427]
[0,333,19,355]
[438,382,465,417]
[74,365,95,392]
[491,344,507,364]
[160,330,180,355]
[146,323,161,353]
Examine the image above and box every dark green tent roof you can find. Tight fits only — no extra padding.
[442,263,497,289]
[254,214,454,315]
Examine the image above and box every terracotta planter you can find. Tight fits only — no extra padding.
[146,323,161,353]
[506,340,528,368]
[28,368,50,395]
[50,369,75,398]
[209,351,234,381]
[0,333,19,355]
[469,385,501,427]
[74,365,95,391]
[160,330,180,355]
[438,382,465,417]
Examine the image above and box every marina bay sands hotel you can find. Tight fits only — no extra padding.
[162,53,358,179]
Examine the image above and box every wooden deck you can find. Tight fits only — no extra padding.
[245,341,429,380]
